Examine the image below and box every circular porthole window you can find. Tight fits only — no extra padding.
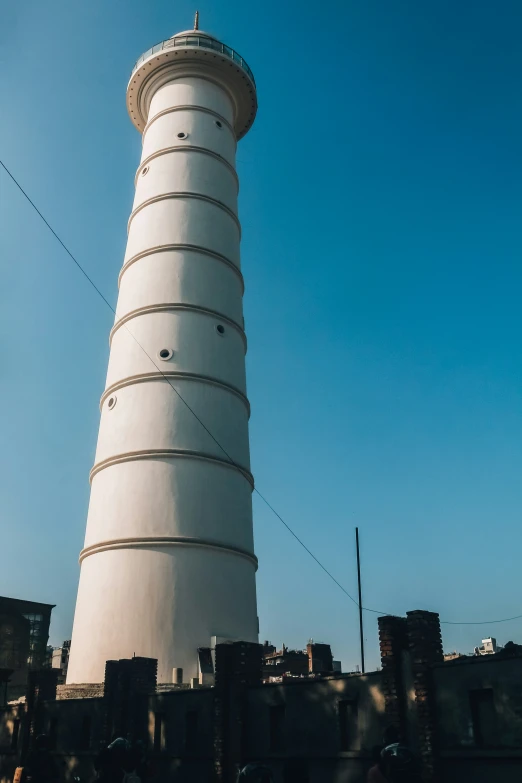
[158,348,174,361]
[216,324,225,335]
[215,120,223,128]
[177,132,187,139]
[107,396,117,410]
[141,166,149,176]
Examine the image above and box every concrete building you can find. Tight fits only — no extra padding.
[67,21,259,685]
[51,641,70,683]
[3,609,522,783]
[444,636,505,660]
[262,641,338,682]
[263,644,309,680]
[475,637,502,655]
[0,596,54,702]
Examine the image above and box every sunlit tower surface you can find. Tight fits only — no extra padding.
[67,17,259,684]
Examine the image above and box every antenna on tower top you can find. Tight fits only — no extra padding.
[194,10,199,30]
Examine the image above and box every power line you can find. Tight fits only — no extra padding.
[0,159,249,485]
[252,489,360,609]
[2,158,520,629]
[440,614,522,626]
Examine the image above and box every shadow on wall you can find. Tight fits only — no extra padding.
[0,752,97,783]
[61,754,94,783]
[244,672,387,783]
[0,705,23,783]
[434,655,522,783]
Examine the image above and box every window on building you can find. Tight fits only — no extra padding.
[80,715,92,752]
[153,713,166,752]
[469,689,499,748]
[11,720,20,751]
[338,700,358,751]
[185,710,198,752]
[22,613,45,668]
[269,705,285,753]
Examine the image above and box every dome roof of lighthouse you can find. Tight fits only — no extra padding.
[170,29,216,39]
[128,18,257,139]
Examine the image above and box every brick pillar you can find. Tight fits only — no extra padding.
[128,656,158,741]
[378,615,409,741]
[306,643,334,674]
[103,659,128,742]
[406,611,443,783]
[103,657,157,743]
[213,642,262,783]
[22,669,59,759]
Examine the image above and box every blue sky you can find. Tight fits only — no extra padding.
[1,0,522,670]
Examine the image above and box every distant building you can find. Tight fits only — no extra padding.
[307,642,334,675]
[51,641,71,682]
[262,641,337,681]
[263,644,308,680]
[443,651,466,662]
[444,637,507,662]
[475,637,502,656]
[0,596,54,701]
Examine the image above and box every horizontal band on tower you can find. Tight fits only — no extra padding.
[100,371,250,416]
[79,536,258,568]
[127,192,241,235]
[90,448,254,487]
[137,144,239,186]
[142,104,236,143]
[118,244,244,291]
[109,302,246,349]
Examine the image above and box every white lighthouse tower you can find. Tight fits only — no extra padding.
[67,18,259,684]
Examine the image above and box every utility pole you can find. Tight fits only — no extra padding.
[355,527,365,674]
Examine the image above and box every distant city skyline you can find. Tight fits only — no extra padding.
[2,0,522,672]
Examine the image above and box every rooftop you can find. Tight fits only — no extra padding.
[130,32,255,86]
[0,595,55,612]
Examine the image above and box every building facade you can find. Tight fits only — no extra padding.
[51,641,71,683]
[67,24,259,685]
[2,609,522,783]
[475,637,502,655]
[262,642,336,681]
[0,596,54,703]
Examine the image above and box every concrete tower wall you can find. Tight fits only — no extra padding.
[67,55,258,684]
